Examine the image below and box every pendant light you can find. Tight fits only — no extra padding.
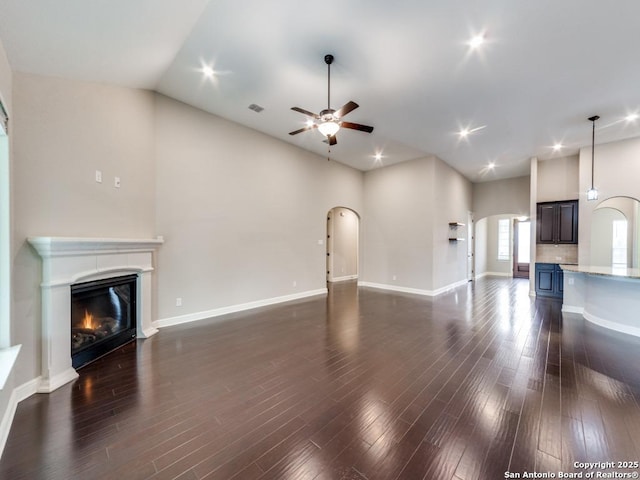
[586,115,599,201]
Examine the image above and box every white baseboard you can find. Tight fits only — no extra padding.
[358,278,469,297]
[154,288,328,329]
[36,368,79,393]
[328,275,358,283]
[583,310,640,338]
[476,271,512,279]
[562,307,640,338]
[562,305,584,314]
[0,377,40,459]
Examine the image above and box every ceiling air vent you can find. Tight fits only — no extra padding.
[248,104,264,113]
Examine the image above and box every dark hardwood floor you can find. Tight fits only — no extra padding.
[3,277,640,480]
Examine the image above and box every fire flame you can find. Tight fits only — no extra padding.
[81,309,96,330]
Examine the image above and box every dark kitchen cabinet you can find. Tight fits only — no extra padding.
[536,200,578,244]
[535,263,564,299]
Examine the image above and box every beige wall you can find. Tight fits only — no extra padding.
[537,154,579,202]
[473,175,530,221]
[362,155,472,291]
[328,207,359,281]
[578,137,640,265]
[362,157,435,289]
[12,73,156,384]
[0,40,10,115]
[473,176,530,281]
[474,217,488,276]
[153,94,364,320]
[433,156,473,287]
[485,215,513,276]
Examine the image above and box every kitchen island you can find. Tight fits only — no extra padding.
[561,264,640,337]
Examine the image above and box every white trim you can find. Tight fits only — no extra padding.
[42,265,154,288]
[37,368,79,394]
[358,278,469,297]
[0,345,20,390]
[0,133,10,349]
[561,305,584,314]
[328,275,358,283]
[28,236,162,392]
[155,288,328,329]
[0,377,39,459]
[476,271,512,279]
[27,236,163,258]
[583,310,640,338]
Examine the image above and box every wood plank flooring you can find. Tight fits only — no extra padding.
[3,277,640,479]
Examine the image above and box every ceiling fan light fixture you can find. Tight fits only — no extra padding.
[288,54,373,143]
[318,120,340,137]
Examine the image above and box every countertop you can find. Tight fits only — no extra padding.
[560,264,640,279]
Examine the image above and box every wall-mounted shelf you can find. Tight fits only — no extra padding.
[448,222,466,241]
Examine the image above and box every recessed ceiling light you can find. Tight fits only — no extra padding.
[374,153,383,161]
[468,34,485,49]
[458,125,486,138]
[202,65,215,78]
[626,113,639,122]
[553,143,563,152]
[487,162,496,170]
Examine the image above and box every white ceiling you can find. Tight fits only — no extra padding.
[1,0,640,182]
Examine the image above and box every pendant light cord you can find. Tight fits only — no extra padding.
[589,115,599,190]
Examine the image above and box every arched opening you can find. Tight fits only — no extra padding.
[475,213,530,280]
[591,196,640,268]
[326,207,359,283]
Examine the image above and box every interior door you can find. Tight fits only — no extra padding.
[513,219,531,278]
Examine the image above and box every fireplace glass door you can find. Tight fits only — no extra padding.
[71,274,137,368]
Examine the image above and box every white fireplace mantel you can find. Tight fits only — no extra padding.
[28,236,163,393]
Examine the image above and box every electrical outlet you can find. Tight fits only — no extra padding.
[114,176,121,188]
[392,275,397,281]
[95,170,102,183]
[176,297,182,307]
[292,280,297,287]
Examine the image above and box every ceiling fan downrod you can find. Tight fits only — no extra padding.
[325,54,333,111]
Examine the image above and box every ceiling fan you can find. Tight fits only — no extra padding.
[289,54,374,146]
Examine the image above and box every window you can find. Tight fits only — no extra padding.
[0,102,19,390]
[0,113,9,347]
[497,218,510,261]
[612,219,627,267]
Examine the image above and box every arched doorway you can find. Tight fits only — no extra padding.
[326,207,359,283]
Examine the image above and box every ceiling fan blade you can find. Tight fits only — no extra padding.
[323,135,337,146]
[334,101,359,119]
[291,107,320,119]
[340,121,374,133]
[289,124,317,135]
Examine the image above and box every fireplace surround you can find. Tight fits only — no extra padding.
[28,236,163,393]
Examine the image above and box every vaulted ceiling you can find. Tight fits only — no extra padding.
[1,0,640,181]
